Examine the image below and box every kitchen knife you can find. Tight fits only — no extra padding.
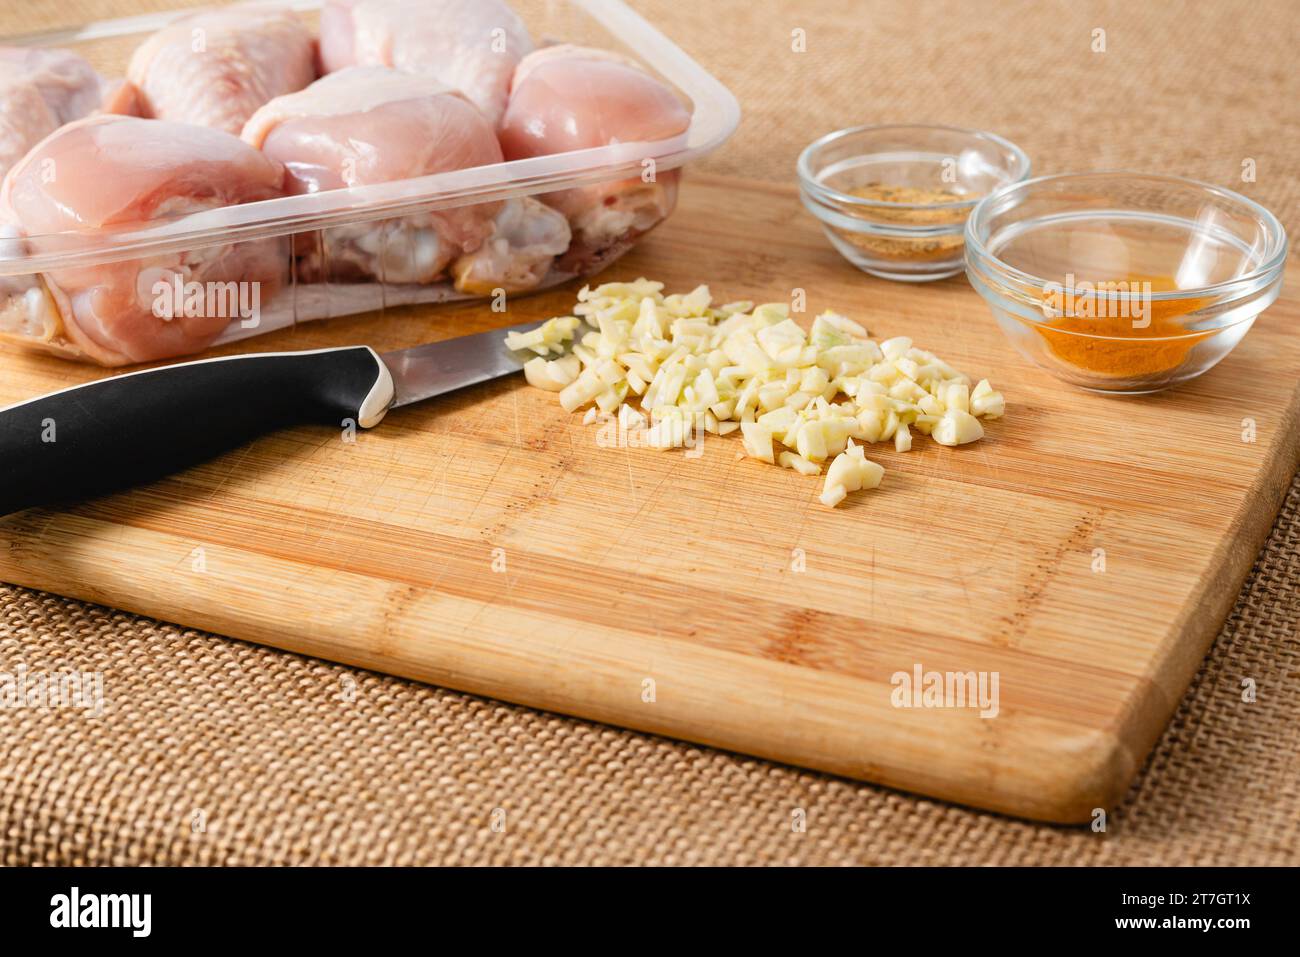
[0,320,552,516]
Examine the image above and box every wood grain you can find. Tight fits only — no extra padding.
[1,174,1296,822]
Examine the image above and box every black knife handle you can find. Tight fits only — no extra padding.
[0,346,393,516]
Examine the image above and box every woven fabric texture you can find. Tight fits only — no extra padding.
[1,0,1297,865]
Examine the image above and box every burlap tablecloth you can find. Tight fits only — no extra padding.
[2,0,1297,865]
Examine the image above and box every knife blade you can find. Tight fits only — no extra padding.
[384,319,547,409]
[0,320,552,516]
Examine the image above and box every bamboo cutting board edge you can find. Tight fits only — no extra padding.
[2,509,1153,821]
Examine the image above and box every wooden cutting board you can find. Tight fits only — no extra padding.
[2,174,1296,823]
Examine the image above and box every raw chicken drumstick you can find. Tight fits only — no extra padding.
[241,66,568,290]
[498,45,692,273]
[0,47,102,180]
[0,115,287,365]
[319,0,532,127]
[106,3,315,135]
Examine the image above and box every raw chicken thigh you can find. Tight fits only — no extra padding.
[0,47,102,180]
[0,115,286,365]
[108,4,315,134]
[242,68,501,196]
[451,193,570,295]
[319,0,532,127]
[499,45,692,272]
[242,66,566,290]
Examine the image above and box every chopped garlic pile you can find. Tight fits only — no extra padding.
[510,279,1005,507]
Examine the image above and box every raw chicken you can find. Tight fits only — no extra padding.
[450,196,570,295]
[319,0,532,127]
[242,65,565,290]
[108,3,315,135]
[0,115,287,365]
[0,47,102,180]
[242,68,502,195]
[499,45,692,273]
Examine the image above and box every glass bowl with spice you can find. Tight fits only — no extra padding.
[965,172,1288,393]
[798,124,1030,282]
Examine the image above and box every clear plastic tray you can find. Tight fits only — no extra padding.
[0,0,739,364]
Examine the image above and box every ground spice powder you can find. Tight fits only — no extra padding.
[1038,275,1213,379]
[839,184,973,261]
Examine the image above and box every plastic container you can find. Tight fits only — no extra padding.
[965,171,1288,394]
[0,0,739,365]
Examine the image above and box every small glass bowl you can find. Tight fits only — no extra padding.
[965,172,1288,394]
[798,124,1030,282]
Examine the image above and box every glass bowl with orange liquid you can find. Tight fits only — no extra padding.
[798,125,1030,282]
[965,172,1288,393]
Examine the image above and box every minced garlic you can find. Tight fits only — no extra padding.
[511,280,1005,507]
